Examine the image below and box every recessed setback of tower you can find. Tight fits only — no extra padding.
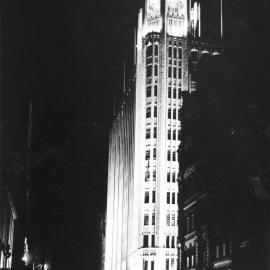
[104,1,220,270]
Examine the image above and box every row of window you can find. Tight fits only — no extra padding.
[168,47,182,59]
[145,169,156,182]
[168,108,180,120]
[167,171,177,183]
[146,44,159,57]
[145,170,178,183]
[143,235,177,249]
[165,258,176,270]
[144,190,156,204]
[146,106,157,118]
[145,149,156,160]
[166,192,177,204]
[186,255,195,268]
[143,234,155,248]
[146,107,181,120]
[166,235,177,248]
[216,243,227,259]
[168,87,181,99]
[144,212,155,226]
[146,85,158,98]
[146,127,157,139]
[167,150,178,161]
[168,66,181,79]
[143,260,155,270]
[146,149,178,162]
[166,213,177,226]
[167,129,180,141]
[147,65,158,77]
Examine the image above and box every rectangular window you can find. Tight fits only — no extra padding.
[173,67,177,78]
[154,65,158,76]
[146,128,151,139]
[153,127,157,138]
[166,236,170,248]
[178,109,181,120]
[168,66,172,78]
[172,172,175,182]
[168,129,171,140]
[187,217,190,233]
[191,214,194,230]
[168,47,172,58]
[152,235,155,247]
[172,151,176,161]
[167,172,170,182]
[152,190,156,203]
[145,150,150,160]
[178,130,181,140]
[146,107,151,118]
[145,171,150,182]
[173,130,176,140]
[147,86,151,97]
[144,214,149,225]
[168,108,171,119]
[223,243,226,257]
[172,193,175,204]
[154,85,157,96]
[171,213,175,226]
[173,88,176,98]
[147,65,152,77]
[173,109,176,119]
[145,191,149,203]
[153,148,156,160]
[171,258,175,270]
[166,259,169,270]
[168,87,172,98]
[171,236,175,248]
[216,246,220,259]
[152,213,155,225]
[155,44,158,56]
[167,192,170,204]
[167,150,171,161]
[143,235,149,247]
[152,170,156,181]
[154,106,157,117]
[166,213,170,226]
[151,261,154,270]
[173,47,177,58]
[178,48,182,58]
[178,67,181,79]
[178,88,181,99]
[143,260,148,270]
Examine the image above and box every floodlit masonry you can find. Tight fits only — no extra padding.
[104,1,221,270]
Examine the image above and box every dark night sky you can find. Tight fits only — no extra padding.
[1,0,269,269]
[2,0,145,269]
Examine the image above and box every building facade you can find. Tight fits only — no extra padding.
[105,1,220,270]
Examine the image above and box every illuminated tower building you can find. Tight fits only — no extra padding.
[105,1,220,270]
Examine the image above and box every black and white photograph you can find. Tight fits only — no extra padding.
[0,0,269,269]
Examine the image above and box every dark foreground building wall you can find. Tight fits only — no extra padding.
[179,49,270,270]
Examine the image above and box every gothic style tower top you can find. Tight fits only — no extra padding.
[141,0,201,38]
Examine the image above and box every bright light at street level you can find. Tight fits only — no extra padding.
[22,254,29,264]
